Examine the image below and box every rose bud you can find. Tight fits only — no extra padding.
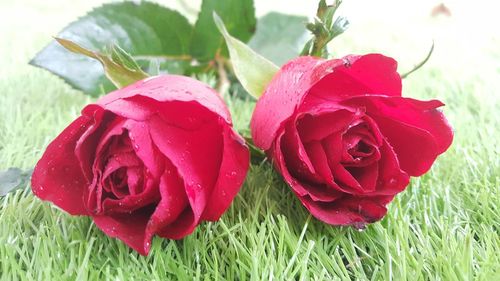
[31,75,249,255]
[251,54,453,227]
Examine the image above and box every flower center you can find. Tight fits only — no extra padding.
[341,120,381,167]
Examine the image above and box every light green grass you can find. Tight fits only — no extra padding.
[1,0,499,280]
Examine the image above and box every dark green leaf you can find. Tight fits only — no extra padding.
[0,168,32,197]
[249,12,309,66]
[190,0,256,62]
[30,1,193,96]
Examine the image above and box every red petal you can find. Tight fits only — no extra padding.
[97,75,232,124]
[251,56,337,150]
[369,139,410,196]
[251,54,401,151]
[146,159,191,241]
[31,116,92,215]
[123,120,165,179]
[303,141,334,184]
[102,178,160,214]
[322,134,364,194]
[300,195,390,225]
[281,123,320,183]
[74,105,107,181]
[308,54,401,102]
[296,108,359,143]
[93,209,152,256]
[344,96,453,176]
[272,131,342,202]
[201,125,249,221]
[148,114,222,224]
[347,162,379,193]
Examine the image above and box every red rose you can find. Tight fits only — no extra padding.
[31,75,249,255]
[251,54,453,226]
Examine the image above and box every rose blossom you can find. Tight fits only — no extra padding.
[251,54,453,226]
[32,75,249,255]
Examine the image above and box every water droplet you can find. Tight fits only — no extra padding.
[134,144,140,150]
[353,221,366,231]
[221,190,227,197]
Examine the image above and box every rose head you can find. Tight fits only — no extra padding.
[251,54,453,226]
[32,75,249,255]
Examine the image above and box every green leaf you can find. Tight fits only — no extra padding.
[249,12,309,66]
[30,1,193,96]
[190,0,256,62]
[214,13,279,99]
[55,38,149,89]
[0,168,32,197]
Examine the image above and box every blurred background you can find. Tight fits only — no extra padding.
[1,0,499,86]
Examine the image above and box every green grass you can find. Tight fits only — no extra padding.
[1,0,499,280]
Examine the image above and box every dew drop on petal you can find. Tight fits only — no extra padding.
[353,221,366,231]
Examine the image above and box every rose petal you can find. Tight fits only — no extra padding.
[123,120,165,179]
[281,123,320,183]
[308,54,401,102]
[346,163,378,193]
[300,195,390,225]
[127,168,143,195]
[93,208,153,256]
[369,139,410,196]
[322,134,364,194]
[343,96,453,176]
[31,116,92,215]
[148,114,223,224]
[273,131,342,202]
[74,105,107,181]
[251,54,401,151]
[296,109,359,143]
[251,57,342,150]
[97,75,232,124]
[201,124,249,221]
[146,159,190,241]
[303,141,334,184]
[157,208,196,240]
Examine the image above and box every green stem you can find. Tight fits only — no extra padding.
[401,41,434,79]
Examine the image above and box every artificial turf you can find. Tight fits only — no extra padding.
[1,0,499,280]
